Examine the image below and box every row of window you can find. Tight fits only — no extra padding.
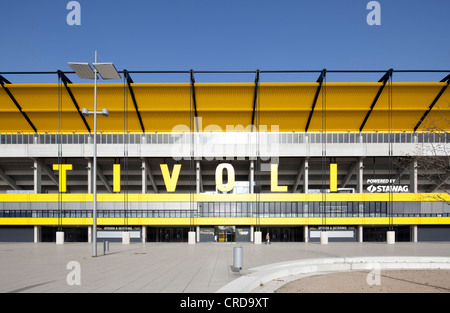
[0,201,448,218]
[198,201,389,217]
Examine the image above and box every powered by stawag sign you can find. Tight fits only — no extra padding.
[366,179,409,193]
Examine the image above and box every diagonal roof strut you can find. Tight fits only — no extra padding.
[250,69,260,132]
[0,75,37,132]
[359,69,393,132]
[305,69,326,132]
[413,74,450,131]
[124,70,145,133]
[57,71,91,133]
[190,69,199,132]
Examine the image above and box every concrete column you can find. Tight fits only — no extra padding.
[33,160,42,194]
[87,160,92,194]
[142,226,147,243]
[411,225,418,243]
[249,160,254,194]
[303,225,309,243]
[88,226,92,243]
[142,160,147,194]
[56,231,64,244]
[122,232,130,244]
[250,161,258,243]
[358,225,363,243]
[357,157,364,193]
[410,160,418,193]
[387,231,395,244]
[34,226,40,243]
[190,161,201,245]
[303,159,309,193]
[196,161,201,194]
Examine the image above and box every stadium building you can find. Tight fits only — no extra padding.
[0,69,449,244]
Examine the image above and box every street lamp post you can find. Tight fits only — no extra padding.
[69,51,120,257]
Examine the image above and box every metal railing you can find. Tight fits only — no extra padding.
[0,131,447,145]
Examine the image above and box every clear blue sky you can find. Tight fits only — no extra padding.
[0,0,449,83]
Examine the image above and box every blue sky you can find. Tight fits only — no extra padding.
[0,0,449,83]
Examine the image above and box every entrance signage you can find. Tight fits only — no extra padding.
[53,162,405,194]
[52,162,298,193]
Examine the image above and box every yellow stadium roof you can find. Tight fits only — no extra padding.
[0,81,448,133]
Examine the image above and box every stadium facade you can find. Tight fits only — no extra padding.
[0,69,449,243]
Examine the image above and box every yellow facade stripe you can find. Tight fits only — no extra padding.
[1,217,450,226]
[0,194,93,202]
[0,218,92,225]
[0,193,448,203]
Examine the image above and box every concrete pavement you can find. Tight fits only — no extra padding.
[1,241,450,293]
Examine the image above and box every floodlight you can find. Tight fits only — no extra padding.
[68,52,116,258]
[93,63,121,80]
[81,108,110,117]
[68,62,96,79]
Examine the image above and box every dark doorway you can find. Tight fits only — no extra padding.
[41,227,88,242]
[260,227,304,242]
[146,227,189,242]
[363,226,410,242]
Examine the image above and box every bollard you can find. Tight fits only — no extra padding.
[387,231,395,244]
[230,246,243,273]
[320,231,328,245]
[103,240,109,255]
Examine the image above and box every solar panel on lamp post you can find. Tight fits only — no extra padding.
[68,51,120,257]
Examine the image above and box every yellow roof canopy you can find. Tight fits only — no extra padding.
[0,81,448,133]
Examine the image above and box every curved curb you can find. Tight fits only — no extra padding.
[215,256,450,293]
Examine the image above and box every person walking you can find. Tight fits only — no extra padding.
[265,232,271,244]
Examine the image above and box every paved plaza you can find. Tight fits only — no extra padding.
[1,241,450,293]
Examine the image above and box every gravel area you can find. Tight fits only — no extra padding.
[275,270,450,293]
